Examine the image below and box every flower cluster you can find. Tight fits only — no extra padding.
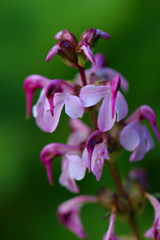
[24,28,160,240]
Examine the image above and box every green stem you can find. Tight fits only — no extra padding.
[87,107,99,131]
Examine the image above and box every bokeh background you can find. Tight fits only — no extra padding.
[1,0,160,239]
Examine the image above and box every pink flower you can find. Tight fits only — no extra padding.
[40,143,82,185]
[83,130,110,181]
[144,193,160,240]
[33,79,84,133]
[120,105,160,161]
[103,207,118,240]
[23,74,51,117]
[80,75,128,132]
[57,195,97,239]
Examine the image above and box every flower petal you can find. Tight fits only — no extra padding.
[91,142,110,181]
[140,124,155,152]
[46,42,61,61]
[81,41,95,65]
[120,122,140,151]
[59,156,79,193]
[67,154,86,180]
[115,91,128,122]
[129,134,146,162]
[65,94,84,119]
[80,85,108,107]
[43,93,65,133]
[98,90,116,132]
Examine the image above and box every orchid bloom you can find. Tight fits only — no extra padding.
[59,154,86,193]
[33,79,84,133]
[120,105,160,161]
[103,207,118,240]
[144,193,160,240]
[75,53,129,92]
[80,74,128,132]
[40,143,82,185]
[82,130,110,181]
[44,79,84,132]
[57,195,97,239]
[23,74,51,117]
[46,28,110,67]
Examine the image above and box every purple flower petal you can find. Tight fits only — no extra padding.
[80,85,108,107]
[43,93,65,133]
[65,94,84,119]
[115,91,128,121]
[59,155,79,193]
[120,121,140,151]
[46,42,61,61]
[98,90,116,132]
[96,29,111,40]
[129,134,146,162]
[81,41,95,65]
[92,142,110,181]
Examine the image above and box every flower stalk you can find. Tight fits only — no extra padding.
[23,28,160,240]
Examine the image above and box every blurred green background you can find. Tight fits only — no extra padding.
[1,0,160,239]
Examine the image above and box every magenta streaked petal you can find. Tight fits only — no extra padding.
[46,79,75,116]
[45,164,53,185]
[80,85,108,107]
[65,94,84,119]
[98,91,116,132]
[40,143,82,185]
[110,75,121,118]
[92,142,109,181]
[81,41,95,65]
[115,91,128,122]
[43,93,65,133]
[120,122,140,151]
[46,42,61,61]
[57,195,97,239]
[23,75,50,117]
[96,29,111,40]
